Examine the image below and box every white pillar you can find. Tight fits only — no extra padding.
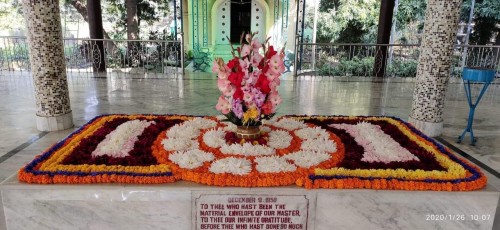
[409,0,463,137]
[21,0,74,131]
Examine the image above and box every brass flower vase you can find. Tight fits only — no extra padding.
[235,125,261,139]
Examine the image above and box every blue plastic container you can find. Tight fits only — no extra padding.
[462,67,496,83]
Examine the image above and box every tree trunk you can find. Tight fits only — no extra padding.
[126,0,139,40]
[67,0,118,52]
[126,0,140,66]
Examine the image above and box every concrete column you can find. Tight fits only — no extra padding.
[21,0,74,131]
[409,0,463,137]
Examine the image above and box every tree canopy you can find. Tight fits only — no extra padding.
[313,0,499,45]
[315,0,380,43]
[461,0,500,45]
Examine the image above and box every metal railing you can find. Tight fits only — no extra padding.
[0,36,30,71]
[0,36,183,75]
[452,45,500,77]
[2,35,499,78]
[296,43,500,78]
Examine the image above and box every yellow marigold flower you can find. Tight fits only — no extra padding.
[242,108,259,124]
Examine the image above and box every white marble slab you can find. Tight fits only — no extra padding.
[315,190,499,230]
[1,174,499,230]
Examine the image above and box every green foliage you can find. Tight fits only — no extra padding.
[221,112,275,127]
[461,0,500,45]
[318,57,374,76]
[386,59,418,77]
[316,0,380,43]
[0,0,24,32]
[104,0,169,39]
[395,0,426,30]
[318,56,418,77]
[319,0,339,12]
[186,50,194,60]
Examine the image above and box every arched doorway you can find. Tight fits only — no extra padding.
[230,0,251,43]
[212,0,268,46]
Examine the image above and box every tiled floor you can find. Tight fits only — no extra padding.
[0,71,499,228]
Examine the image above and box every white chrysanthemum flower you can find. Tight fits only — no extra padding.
[295,127,329,140]
[267,130,292,149]
[184,117,218,130]
[203,128,226,148]
[215,115,227,121]
[167,124,200,139]
[273,118,307,131]
[209,157,252,175]
[331,122,419,163]
[220,143,275,156]
[260,126,272,133]
[301,138,337,152]
[92,120,155,158]
[162,138,199,151]
[284,150,331,168]
[169,149,215,169]
[262,116,279,126]
[255,156,297,173]
[222,123,238,132]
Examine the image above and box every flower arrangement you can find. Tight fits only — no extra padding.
[18,114,487,191]
[212,32,286,126]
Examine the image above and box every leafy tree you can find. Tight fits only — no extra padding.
[461,0,500,45]
[0,0,24,32]
[104,0,168,40]
[395,0,426,28]
[63,0,167,40]
[316,0,380,43]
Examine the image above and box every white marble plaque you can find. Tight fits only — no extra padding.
[193,193,309,230]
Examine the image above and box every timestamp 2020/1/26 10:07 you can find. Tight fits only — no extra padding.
[426,214,491,221]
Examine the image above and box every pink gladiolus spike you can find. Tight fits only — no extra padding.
[241,44,251,57]
[251,53,264,67]
[216,96,231,114]
[269,54,282,67]
[251,38,262,51]
[245,34,252,43]
[217,79,230,92]
[269,93,282,105]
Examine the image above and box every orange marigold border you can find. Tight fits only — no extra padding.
[18,114,488,191]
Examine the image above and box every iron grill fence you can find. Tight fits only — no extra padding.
[296,43,500,78]
[0,36,182,75]
[1,36,499,78]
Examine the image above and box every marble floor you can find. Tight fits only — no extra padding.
[0,71,499,229]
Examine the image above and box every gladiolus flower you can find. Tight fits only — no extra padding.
[227,57,240,71]
[228,72,244,87]
[255,74,271,94]
[251,39,262,53]
[241,44,251,57]
[233,87,244,100]
[261,101,274,115]
[269,93,282,106]
[216,96,231,114]
[243,91,254,103]
[232,99,244,118]
[251,53,264,67]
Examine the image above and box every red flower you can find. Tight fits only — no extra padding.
[261,101,274,115]
[227,57,240,71]
[255,74,271,94]
[266,46,277,59]
[228,72,244,87]
[233,87,244,100]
